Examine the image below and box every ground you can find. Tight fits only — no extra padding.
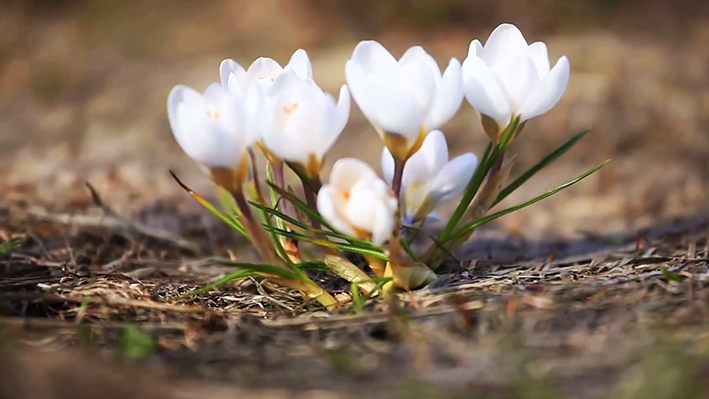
[1,1,709,398]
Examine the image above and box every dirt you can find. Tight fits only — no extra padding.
[2,1,709,398]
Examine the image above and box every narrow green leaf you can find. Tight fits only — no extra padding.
[267,182,335,231]
[436,116,520,244]
[0,236,25,255]
[492,130,588,207]
[265,226,389,260]
[216,186,240,217]
[211,259,304,280]
[175,269,253,299]
[170,171,247,237]
[447,160,609,242]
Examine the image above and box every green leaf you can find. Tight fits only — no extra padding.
[436,115,521,243]
[175,269,253,299]
[492,130,588,207]
[265,226,389,260]
[170,171,247,237]
[211,260,304,281]
[347,277,393,314]
[0,236,25,255]
[661,266,681,283]
[267,182,335,231]
[254,201,382,250]
[121,326,155,360]
[447,160,609,242]
[216,186,241,217]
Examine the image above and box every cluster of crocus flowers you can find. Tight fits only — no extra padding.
[167,23,585,305]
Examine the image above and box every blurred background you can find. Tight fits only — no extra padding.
[1,0,709,241]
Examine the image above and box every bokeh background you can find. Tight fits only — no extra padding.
[1,0,709,242]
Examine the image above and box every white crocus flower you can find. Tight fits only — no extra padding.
[382,130,477,223]
[317,158,398,246]
[167,83,253,188]
[462,23,570,141]
[260,71,350,178]
[219,49,313,144]
[345,41,463,161]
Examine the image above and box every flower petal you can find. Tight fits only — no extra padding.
[345,61,423,138]
[481,23,528,66]
[350,40,398,74]
[399,46,441,80]
[245,57,283,92]
[428,153,478,203]
[219,59,246,93]
[320,84,350,158]
[490,53,539,112]
[370,199,396,246]
[330,158,378,191]
[317,185,357,236]
[526,41,550,78]
[381,147,395,186]
[518,56,570,121]
[462,56,512,127]
[285,48,312,79]
[425,57,464,130]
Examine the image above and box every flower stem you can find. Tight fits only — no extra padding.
[301,175,322,229]
[231,187,278,263]
[391,157,406,198]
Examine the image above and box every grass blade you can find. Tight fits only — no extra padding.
[175,269,253,299]
[491,130,588,207]
[170,171,247,237]
[447,160,609,242]
[211,260,303,280]
[0,236,25,255]
[436,115,521,243]
[265,226,389,260]
[267,182,335,231]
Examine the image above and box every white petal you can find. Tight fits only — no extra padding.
[381,147,395,186]
[370,200,395,246]
[285,48,312,79]
[462,57,511,127]
[527,42,550,78]
[481,23,528,66]
[317,186,357,236]
[490,53,539,111]
[467,39,484,59]
[330,158,378,191]
[345,61,423,138]
[399,46,441,80]
[244,57,283,91]
[425,58,464,130]
[219,59,246,92]
[350,40,398,74]
[518,56,570,121]
[428,153,478,203]
[397,58,437,114]
[401,129,448,191]
[420,130,448,171]
[319,85,350,159]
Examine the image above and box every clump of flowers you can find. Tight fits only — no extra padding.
[168,23,607,308]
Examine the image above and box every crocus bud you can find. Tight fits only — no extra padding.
[317,158,398,246]
[167,83,253,189]
[382,130,477,223]
[260,72,350,178]
[463,23,570,142]
[345,41,463,162]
